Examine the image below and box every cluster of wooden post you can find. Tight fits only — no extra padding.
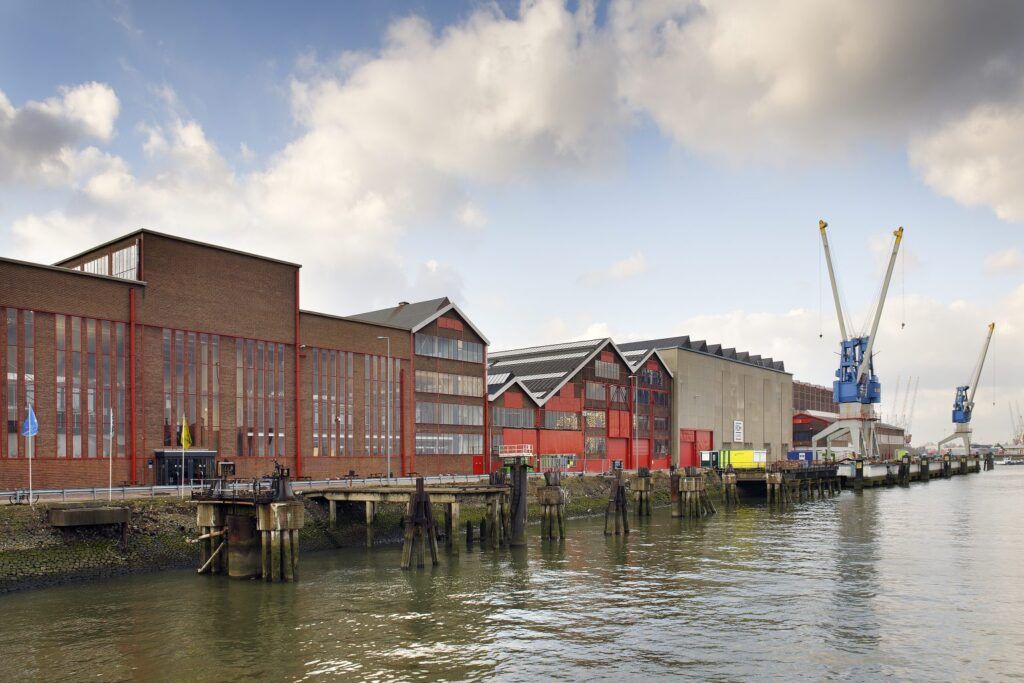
[671,471,715,519]
[604,470,629,535]
[897,459,911,487]
[401,478,440,570]
[766,472,839,507]
[722,471,740,508]
[258,501,303,582]
[539,471,566,540]
[196,504,227,576]
[634,468,653,517]
[984,454,995,471]
[920,459,931,482]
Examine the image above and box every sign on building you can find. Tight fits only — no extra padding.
[733,420,744,443]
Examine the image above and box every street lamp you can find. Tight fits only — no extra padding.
[377,336,391,481]
[628,374,637,470]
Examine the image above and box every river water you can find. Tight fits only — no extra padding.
[2,468,1023,681]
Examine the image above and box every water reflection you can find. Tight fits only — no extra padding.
[2,470,1024,681]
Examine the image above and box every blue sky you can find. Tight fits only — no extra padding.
[1,0,1022,444]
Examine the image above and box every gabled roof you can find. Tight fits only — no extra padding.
[619,335,786,373]
[348,297,490,344]
[622,347,675,378]
[487,338,634,406]
[486,374,542,404]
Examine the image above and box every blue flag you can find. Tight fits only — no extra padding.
[21,405,38,438]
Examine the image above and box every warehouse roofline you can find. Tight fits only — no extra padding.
[54,228,303,269]
[619,335,788,374]
[348,297,490,345]
[0,255,148,287]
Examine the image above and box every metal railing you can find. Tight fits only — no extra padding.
[1,474,492,505]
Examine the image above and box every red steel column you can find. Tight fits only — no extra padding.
[482,345,489,474]
[408,334,415,475]
[399,367,406,476]
[293,271,302,477]
[129,288,138,484]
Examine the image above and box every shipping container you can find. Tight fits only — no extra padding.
[700,450,719,468]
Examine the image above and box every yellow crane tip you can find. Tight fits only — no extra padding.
[819,219,828,230]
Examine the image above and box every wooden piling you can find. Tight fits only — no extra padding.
[604,470,629,535]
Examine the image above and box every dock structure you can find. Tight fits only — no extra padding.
[670,468,716,519]
[721,470,739,508]
[303,477,510,564]
[538,471,566,540]
[835,456,982,488]
[604,469,630,535]
[634,468,654,517]
[193,464,304,582]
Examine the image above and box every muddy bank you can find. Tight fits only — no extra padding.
[0,472,675,594]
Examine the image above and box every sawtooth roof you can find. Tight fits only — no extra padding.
[487,338,633,405]
[618,335,786,373]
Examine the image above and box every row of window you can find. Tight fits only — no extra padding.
[365,355,401,457]
[414,432,483,455]
[75,242,139,281]
[585,381,629,404]
[163,330,222,452]
[56,314,129,459]
[312,348,355,457]
[635,388,669,406]
[637,368,665,387]
[414,370,482,397]
[416,401,483,426]
[235,338,286,457]
[491,406,535,428]
[414,333,483,363]
[543,411,580,430]
[594,360,620,380]
[3,309,34,458]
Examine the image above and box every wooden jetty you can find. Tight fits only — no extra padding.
[303,477,510,567]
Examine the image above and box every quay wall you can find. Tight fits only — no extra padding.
[0,473,670,594]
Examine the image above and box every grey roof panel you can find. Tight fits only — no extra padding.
[348,297,451,330]
[619,335,786,373]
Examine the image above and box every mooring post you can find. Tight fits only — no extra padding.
[854,459,864,491]
[449,502,460,554]
[329,499,337,529]
[604,469,629,535]
[510,458,529,547]
[669,470,681,518]
[365,500,375,548]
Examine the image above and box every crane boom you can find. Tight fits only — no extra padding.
[857,227,903,384]
[907,376,919,433]
[966,323,996,407]
[818,220,848,341]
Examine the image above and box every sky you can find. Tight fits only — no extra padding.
[1,0,1023,446]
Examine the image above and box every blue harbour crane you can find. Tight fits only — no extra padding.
[937,323,995,455]
[812,220,904,460]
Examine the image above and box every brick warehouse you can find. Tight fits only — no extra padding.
[486,339,674,472]
[0,229,489,489]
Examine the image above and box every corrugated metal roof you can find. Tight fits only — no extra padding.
[348,297,451,329]
[619,335,786,373]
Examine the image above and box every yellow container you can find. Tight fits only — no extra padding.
[729,449,756,467]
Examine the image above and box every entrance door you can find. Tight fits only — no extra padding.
[156,451,215,485]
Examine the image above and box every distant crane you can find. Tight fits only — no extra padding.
[890,375,902,426]
[904,376,919,444]
[813,220,904,459]
[937,323,995,456]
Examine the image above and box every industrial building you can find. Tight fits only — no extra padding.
[486,338,672,472]
[793,381,838,413]
[792,410,906,459]
[0,229,489,489]
[619,337,793,467]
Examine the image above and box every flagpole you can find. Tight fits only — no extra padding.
[108,409,114,501]
[28,432,33,509]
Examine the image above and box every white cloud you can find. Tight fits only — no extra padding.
[611,0,1024,160]
[0,82,120,183]
[984,247,1024,273]
[910,102,1024,221]
[667,288,1024,446]
[579,251,647,286]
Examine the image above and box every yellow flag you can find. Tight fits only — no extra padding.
[181,416,193,451]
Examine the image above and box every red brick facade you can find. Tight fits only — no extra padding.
[0,230,488,489]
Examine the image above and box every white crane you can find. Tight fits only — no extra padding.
[813,220,904,460]
[905,376,919,443]
[937,323,995,456]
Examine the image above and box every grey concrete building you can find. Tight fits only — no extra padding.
[620,337,793,465]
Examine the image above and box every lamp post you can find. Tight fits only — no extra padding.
[629,374,637,470]
[377,336,391,481]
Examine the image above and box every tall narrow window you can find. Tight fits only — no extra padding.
[86,319,97,457]
[71,316,82,458]
[5,309,17,458]
[101,321,111,457]
[163,330,172,446]
[56,315,66,458]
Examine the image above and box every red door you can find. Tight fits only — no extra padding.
[472,456,485,475]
